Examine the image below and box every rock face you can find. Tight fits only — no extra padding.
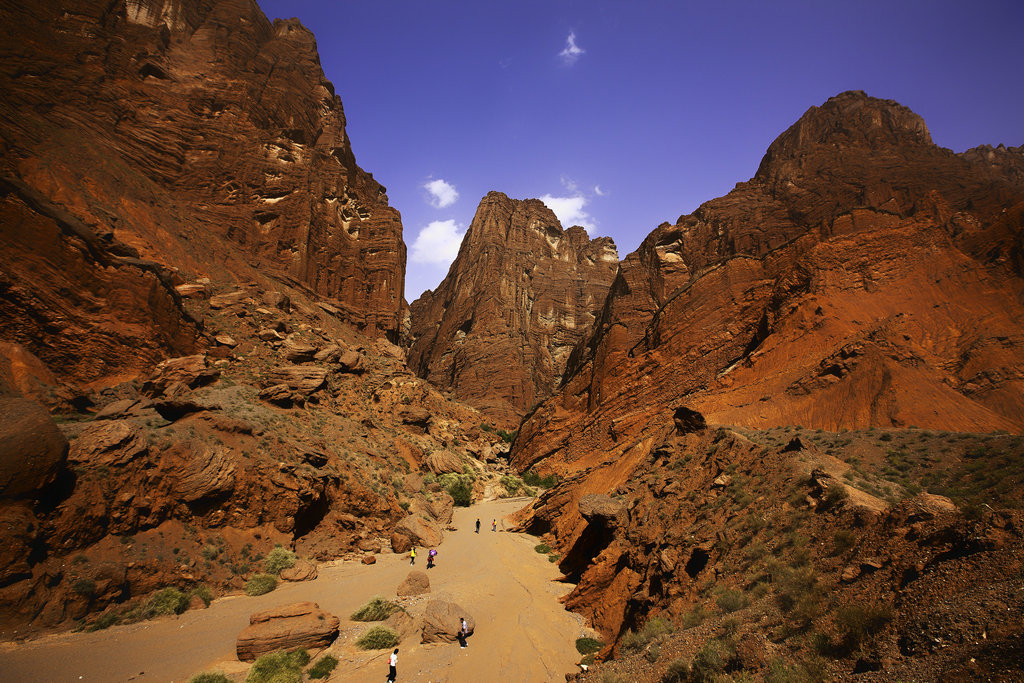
[408,192,618,424]
[513,91,1024,479]
[0,398,68,499]
[0,0,406,360]
[236,601,339,661]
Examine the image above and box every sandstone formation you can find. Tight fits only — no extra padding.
[235,601,339,661]
[396,570,430,596]
[0,0,406,358]
[514,91,1024,482]
[408,192,618,424]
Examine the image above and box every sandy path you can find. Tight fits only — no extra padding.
[0,498,585,682]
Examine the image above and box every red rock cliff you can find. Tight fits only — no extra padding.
[513,91,1024,476]
[0,0,406,387]
[407,192,618,424]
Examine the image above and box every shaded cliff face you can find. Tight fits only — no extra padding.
[407,192,618,425]
[0,0,406,387]
[513,91,1024,479]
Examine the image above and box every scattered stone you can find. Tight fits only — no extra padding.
[390,532,412,554]
[142,355,219,396]
[175,283,207,298]
[92,398,140,420]
[282,336,318,363]
[214,334,237,347]
[68,420,147,467]
[235,601,339,662]
[209,290,248,309]
[337,350,364,373]
[357,538,382,553]
[258,327,285,342]
[361,554,376,565]
[712,474,733,488]
[264,291,290,312]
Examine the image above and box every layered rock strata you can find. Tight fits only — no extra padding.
[408,192,618,424]
[514,91,1024,480]
[0,0,406,372]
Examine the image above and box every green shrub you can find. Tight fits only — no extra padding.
[601,673,628,683]
[645,643,662,663]
[642,616,674,639]
[245,650,304,683]
[188,673,232,683]
[534,543,551,554]
[307,654,339,679]
[619,629,647,654]
[245,574,277,596]
[201,544,220,561]
[497,429,517,443]
[765,657,813,683]
[662,658,691,682]
[149,587,188,616]
[438,473,473,506]
[72,578,97,597]
[355,625,399,650]
[680,606,706,629]
[715,589,747,613]
[522,469,558,488]
[350,596,402,621]
[691,639,731,682]
[576,636,604,655]
[836,603,892,650]
[264,546,297,575]
[190,584,214,607]
[500,475,523,496]
[86,611,120,631]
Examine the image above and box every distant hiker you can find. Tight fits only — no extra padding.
[475,518,480,533]
[410,547,416,565]
[458,617,468,648]
[386,648,398,682]
[427,548,437,569]
[492,519,497,532]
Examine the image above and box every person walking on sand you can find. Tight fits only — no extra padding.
[458,617,468,648]
[475,518,480,533]
[492,519,496,532]
[410,547,416,565]
[427,548,436,569]
[386,648,398,682]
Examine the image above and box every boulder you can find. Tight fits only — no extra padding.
[578,494,626,527]
[266,366,328,394]
[399,406,431,428]
[280,560,318,582]
[425,450,464,475]
[0,398,68,499]
[235,601,339,662]
[175,283,207,299]
[264,291,291,312]
[397,570,430,597]
[337,350,365,373]
[151,396,219,421]
[209,290,248,309]
[314,344,344,363]
[68,420,147,467]
[361,554,376,565]
[357,538,382,553]
[258,327,285,342]
[214,334,237,347]
[394,514,444,548]
[171,441,237,502]
[92,399,141,420]
[421,600,475,644]
[390,532,412,553]
[142,355,219,397]
[282,337,318,363]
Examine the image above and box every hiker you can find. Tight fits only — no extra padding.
[386,647,398,682]
[458,617,468,648]
[492,519,497,532]
[427,548,437,569]
[410,547,416,565]
[475,518,480,533]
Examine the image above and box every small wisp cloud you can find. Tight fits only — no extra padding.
[559,31,584,65]
[410,219,466,265]
[424,178,459,208]
[540,194,591,229]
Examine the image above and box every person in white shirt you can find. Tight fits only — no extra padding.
[386,648,398,682]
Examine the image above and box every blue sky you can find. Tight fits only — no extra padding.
[258,1,1024,302]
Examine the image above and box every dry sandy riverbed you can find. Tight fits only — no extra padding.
[0,498,589,682]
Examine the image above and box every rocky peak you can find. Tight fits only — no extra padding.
[756,90,933,182]
[407,192,618,425]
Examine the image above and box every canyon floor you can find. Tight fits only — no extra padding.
[0,498,586,683]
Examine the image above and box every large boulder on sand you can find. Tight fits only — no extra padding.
[394,514,443,548]
[397,570,430,597]
[0,398,67,499]
[390,532,412,553]
[421,600,475,644]
[279,559,318,582]
[236,601,339,661]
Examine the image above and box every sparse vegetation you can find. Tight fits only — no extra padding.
[264,546,297,575]
[188,673,232,683]
[534,542,552,554]
[245,574,277,596]
[576,636,604,655]
[307,654,339,679]
[715,589,747,613]
[355,624,400,650]
[245,650,305,683]
[350,596,402,621]
[522,469,558,488]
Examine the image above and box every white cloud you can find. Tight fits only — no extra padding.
[559,31,585,65]
[424,178,459,208]
[594,185,606,196]
[410,219,465,265]
[540,194,591,229]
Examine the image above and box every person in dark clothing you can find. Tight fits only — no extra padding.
[475,518,480,533]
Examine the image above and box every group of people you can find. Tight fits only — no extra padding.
[390,515,494,680]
